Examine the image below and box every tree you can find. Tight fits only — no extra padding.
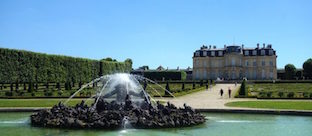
[165,81,170,96]
[102,57,113,61]
[303,58,312,79]
[285,64,296,80]
[239,79,246,96]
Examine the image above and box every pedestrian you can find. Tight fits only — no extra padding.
[220,89,224,98]
[228,87,232,98]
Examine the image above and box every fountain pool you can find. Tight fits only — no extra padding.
[2,112,312,136]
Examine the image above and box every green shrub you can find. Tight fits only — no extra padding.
[239,79,246,96]
[278,92,284,98]
[44,90,53,96]
[5,91,13,96]
[31,92,35,97]
[58,91,63,96]
[258,92,266,98]
[303,92,309,98]
[287,92,295,98]
[267,92,273,98]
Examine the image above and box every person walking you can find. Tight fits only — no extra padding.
[228,87,232,98]
[220,89,224,98]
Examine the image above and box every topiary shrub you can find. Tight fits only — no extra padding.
[5,91,13,96]
[278,92,284,98]
[31,92,35,97]
[287,92,295,98]
[181,82,185,90]
[258,92,266,98]
[239,79,246,96]
[165,81,171,96]
[267,92,273,98]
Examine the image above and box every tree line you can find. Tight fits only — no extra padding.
[284,58,312,80]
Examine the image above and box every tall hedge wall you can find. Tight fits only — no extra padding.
[143,71,187,81]
[0,48,132,83]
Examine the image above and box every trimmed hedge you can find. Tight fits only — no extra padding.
[143,71,187,81]
[0,48,132,83]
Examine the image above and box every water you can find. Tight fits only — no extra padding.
[64,73,173,108]
[2,112,312,136]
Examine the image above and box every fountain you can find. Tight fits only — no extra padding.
[30,73,206,129]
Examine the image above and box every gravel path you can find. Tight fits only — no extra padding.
[156,83,254,109]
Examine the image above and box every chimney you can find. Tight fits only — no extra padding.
[224,44,226,49]
[242,44,244,49]
[209,45,211,49]
[263,43,265,48]
[257,43,259,49]
[213,45,216,49]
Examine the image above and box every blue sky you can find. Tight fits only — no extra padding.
[0,0,311,69]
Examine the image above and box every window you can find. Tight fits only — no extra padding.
[203,70,207,79]
[253,70,257,79]
[262,61,265,66]
[253,60,257,66]
[196,70,200,79]
[269,61,273,66]
[196,60,199,67]
[262,69,265,79]
[203,51,207,56]
[269,69,273,79]
[252,50,257,56]
[245,50,249,56]
[261,50,265,55]
[195,52,200,57]
[219,51,223,56]
[246,61,249,66]
[203,61,207,67]
[231,58,235,66]
[211,51,215,56]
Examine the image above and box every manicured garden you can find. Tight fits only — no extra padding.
[238,82,312,99]
[225,101,312,110]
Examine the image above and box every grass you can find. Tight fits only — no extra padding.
[0,99,93,107]
[225,101,312,110]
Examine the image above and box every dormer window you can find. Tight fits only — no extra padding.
[211,51,215,56]
[245,50,249,56]
[261,50,265,55]
[203,51,207,56]
[269,50,273,55]
[252,50,257,56]
[218,51,223,56]
[195,52,200,57]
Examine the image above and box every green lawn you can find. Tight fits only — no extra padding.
[225,101,312,110]
[0,99,93,107]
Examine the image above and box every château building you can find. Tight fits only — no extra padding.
[193,43,277,80]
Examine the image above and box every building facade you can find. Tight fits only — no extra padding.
[193,44,277,80]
